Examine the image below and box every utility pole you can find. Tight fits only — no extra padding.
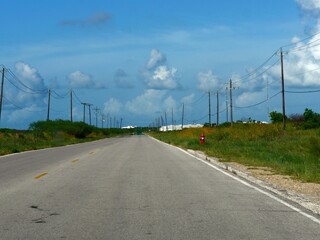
[208,91,211,127]
[88,104,92,125]
[70,90,73,122]
[161,115,165,127]
[230,79,234,127]
[47,89,51,121]
[164,111,168,131]
[266,78,269,121]
[225,86,228,122]
[81,103,86,123]
[120,118,123,129]
[181,103,184,130]
[280,48,286,130]
[216,90,219,126]
[0,65,5,120]
[101,113,105,128]
[171,108,174,130]
[93,107,99,127]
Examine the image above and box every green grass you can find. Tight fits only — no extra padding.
[150,123,320,183]
[0,120,135,156]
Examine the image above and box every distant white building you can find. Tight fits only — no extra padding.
[159,124,203,132]
[122,126,136,129]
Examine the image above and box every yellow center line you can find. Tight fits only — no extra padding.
[71,159,79,163]
[90,152,94,155]
[34,172,48,179]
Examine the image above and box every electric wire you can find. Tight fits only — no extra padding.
[281,31,320,49]
[2,95,45,112]
[285,89,320,93]
[234,91,281,109]
[6,68,47,93]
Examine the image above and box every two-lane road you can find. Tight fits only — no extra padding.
[0,135,319,239]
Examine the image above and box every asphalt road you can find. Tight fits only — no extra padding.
[0,135,319,239]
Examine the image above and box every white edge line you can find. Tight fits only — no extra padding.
[150,136,320,225]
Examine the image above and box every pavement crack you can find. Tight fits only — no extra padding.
[32,218,46,224]
[30,205,43,211]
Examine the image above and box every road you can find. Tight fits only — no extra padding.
[0,135,319,239]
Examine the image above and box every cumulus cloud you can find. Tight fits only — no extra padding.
[7,104,43,124]
[5,62,47,107]
[60,12,111,27]
[197,70,219,91]
[68,70,105,89]
[146,49,167,70]
[125,89,168,115]
[14,62,46,92]
[143,49,180,90]
[114,69,134,88]
[296,0,320,14]
[104,98,123,115]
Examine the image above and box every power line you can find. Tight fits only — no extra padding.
[2,95,45,112]
[281,31,320,49]
[285,89,320,93]
[237,51,278,81]
[6,68,47,93]
[234,91,281,109]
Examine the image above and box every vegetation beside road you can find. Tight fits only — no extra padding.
[150,123,320,183]
[0,120,134,156]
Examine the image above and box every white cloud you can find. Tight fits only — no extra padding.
[181,93,195,105]
[146,49,166,70]
[125,89,167,115]
[236,91,266,107]
[68,70,105,89]
[197,70,219,91]
[7,104,43,125]
[296,0,320,11]
[143,49,180,90]
[5,62,47,107]
[104,98,123,115]
[163,96,177,111]
[146,66,178,89]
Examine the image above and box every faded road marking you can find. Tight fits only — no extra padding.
[34,172,48,179]
[71,159,79,163]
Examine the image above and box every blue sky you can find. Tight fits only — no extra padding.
[1,0,320,129]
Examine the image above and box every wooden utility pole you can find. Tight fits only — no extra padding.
[181,103,184,130]
[164,111,168,131]
[88,104,92,125]
[0,65,5,120]
[47,89,51,121]
[70,90,73,122]
[93,107,99,127]
[280,48,286,130]
[225,86,228,122]
[120,118,123,129]
[230,79,233,127]
[208,91,211,127]
[171,108,174,130]
[216,90,219,126]
[101,113,105,128]
[81,103,86,123]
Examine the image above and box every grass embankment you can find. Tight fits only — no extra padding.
[0,120,134,156]
[150,124,320,183]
